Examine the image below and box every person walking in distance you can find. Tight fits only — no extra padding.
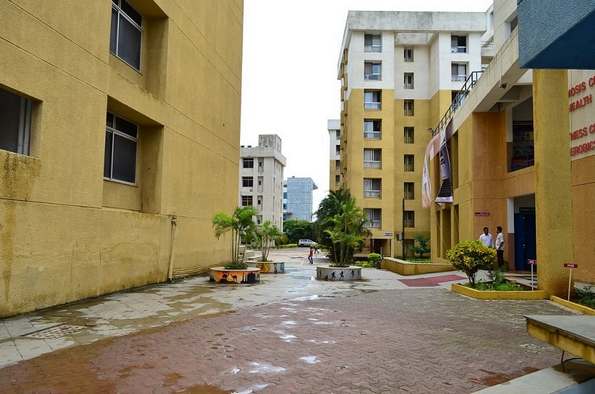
[495,226,505,269]
[479,227,493,248]
[308,246,314,264]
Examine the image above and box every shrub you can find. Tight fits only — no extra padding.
[411,235,430,258]
[575,286,595,308]
[368,253,382,268]
[446,240,496,287]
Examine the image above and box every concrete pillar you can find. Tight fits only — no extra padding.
[533,70,573,296]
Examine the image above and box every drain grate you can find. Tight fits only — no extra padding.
[23,324,87,339]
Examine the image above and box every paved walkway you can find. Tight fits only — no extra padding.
[0,249,575,393]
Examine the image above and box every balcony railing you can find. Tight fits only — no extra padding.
[451,74,467,82]
[364,131,382,140]
[365,220,381,228]
[364,44,382,53]
[365,73,382,81]
[451,46,467,53]
[364,190,381,198]
[364,102,381,110]
[432,70,483,135]
[364,160,382,169]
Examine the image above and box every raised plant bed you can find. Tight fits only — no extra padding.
[255,261,285,274]
[550,296,595,315]
[316,266,362,281]
[451,283,546,300]
[209,267,260,284]
[381,257,453,276]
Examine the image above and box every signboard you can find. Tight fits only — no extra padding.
[474,211,490,217]
[563,263,578,269]
[568,71,595,161]
[383,231,394,238]
[528,259,536,265]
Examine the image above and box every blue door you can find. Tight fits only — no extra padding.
[514,212,536,271]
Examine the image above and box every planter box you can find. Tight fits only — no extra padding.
[381,257,453,276]
[550,295,595,315]
[255,261,285,274]
[316,266,362,281]
[451,283,546,300]
[209,267,260,284]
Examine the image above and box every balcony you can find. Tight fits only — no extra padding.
[364,102,381,110]
[364,160,382,169]
[451,46,467,53]
[364,131,381,140]
[364,190,381,199]
[365,220,381,229]
[452,74,467,82]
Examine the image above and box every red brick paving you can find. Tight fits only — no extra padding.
[398,274,466,287]
[0,288,569,393]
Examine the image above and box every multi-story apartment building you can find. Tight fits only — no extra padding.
[427,0,595,295]
[283,177,318,222]
[337,11,485,257]
[327,119,342,191]
[240,135,286,230]
[0,0,244,317]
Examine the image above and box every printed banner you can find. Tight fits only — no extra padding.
[435,141,453,203]
[422,119,453,207]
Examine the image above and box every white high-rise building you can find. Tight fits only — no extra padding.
[239,135,286,230]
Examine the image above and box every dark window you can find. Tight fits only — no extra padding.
[0,87,32,155]
[364,90,381,110]
[451,35,467,53]
[404,127,414,144]
[242,177,254,187]
[243,158,254,168]
[404,154,415,172]
[404,100,414,116]
[364,119,382,139]
[364,62,382,81]
[111,0,142,70]
[404,48,414,62]
[104,112,138,183]
[364,34,382,52]
[241,195,253,207]
[404,73,414,89]
[404,211,415,228]
[404,182,415,200]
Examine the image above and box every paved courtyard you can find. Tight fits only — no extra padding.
[0,248,575,393]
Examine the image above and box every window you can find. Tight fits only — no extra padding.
[404,127,414,144]
[404,48,414,62]
[364,119,381,139]
[364,90,381,110]
[364,178,381,198]
[451,63,468,82]
[336,145,341,155]
[364,208,382,228]
[404,73,414,89]
[242,177,254,187]
[256,215,262,225]
[241,195,253,207]
[110,0,142,70]
[451,35,467,53]
[0,87,32,155]
[335,130,341,139]
[364,149,382,169]
[258,158,264,172]
[364,62,382,81]
[257,195,263,206]
[404,154,415,172]
[335,174,341,184]
[404,100,414,116]
[336,160,341,171]
[404,182,415,200]
[243,158,254,168]
[404,211,415,228]
[104,112,138,183]
[364,34,382,52]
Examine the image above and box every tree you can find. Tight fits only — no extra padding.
[212,207,257,268]
[315,188,353,259]
[283,219,314,243]
[323,193,369,267]
[446,240,496,287]
[411,235,431,258]
[255,221,281,262]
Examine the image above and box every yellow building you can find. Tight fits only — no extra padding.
[337,11,486,257]
[427,0,595,295]
[0,0,244,317]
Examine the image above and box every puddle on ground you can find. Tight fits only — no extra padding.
[306,339,336,345]
[247,362,286,374]
[233,383,270,394]
[299,356,320,365]
[280,321,296,326]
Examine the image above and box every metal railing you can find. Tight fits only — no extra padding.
[451,46,467,53]
[364,102,381,110]
[432,70,483,135]
[364,190,381,198]
[364,160,382,169]
[364,131,382,140]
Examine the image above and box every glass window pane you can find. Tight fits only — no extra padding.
[112,134,136,182]
[0,88,22,153]
[117,15,141,70]
[104,131,113,178]
[122,0,142,26]
[110,8,118,54]
[115,116,137,137]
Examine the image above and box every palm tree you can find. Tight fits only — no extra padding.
[255,221,281,262]
[316,188,353,259]
[212,207,257,268]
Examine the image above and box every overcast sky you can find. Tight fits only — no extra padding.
[240,0,492,210]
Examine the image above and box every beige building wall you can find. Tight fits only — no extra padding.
[0,0,244,317]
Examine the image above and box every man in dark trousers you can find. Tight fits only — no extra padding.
[308,246,314,264]
[495,226,505,269]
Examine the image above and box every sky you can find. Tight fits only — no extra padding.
[240,0,492,211]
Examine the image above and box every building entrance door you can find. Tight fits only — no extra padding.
[514,210,536,271]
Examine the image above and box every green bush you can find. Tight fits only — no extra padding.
[575,286,595,308]
[411,235,431,258]
[224,262,249,270]
[368,253,382,268]
[446,240,496,287]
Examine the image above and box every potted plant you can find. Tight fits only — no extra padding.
[255,221,281,262]
[212,207,257,270]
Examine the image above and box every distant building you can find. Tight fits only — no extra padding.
[240,135,286,230]
[283,177,318,222]
[327,119,341,191]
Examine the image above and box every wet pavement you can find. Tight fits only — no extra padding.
[0,248,575,393]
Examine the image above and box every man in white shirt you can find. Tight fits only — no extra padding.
[495,226,505,269]
[479,227,493,248]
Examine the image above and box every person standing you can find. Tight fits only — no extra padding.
[479,227,493,248]
[495,226,505,269]
[308,246,314,264]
